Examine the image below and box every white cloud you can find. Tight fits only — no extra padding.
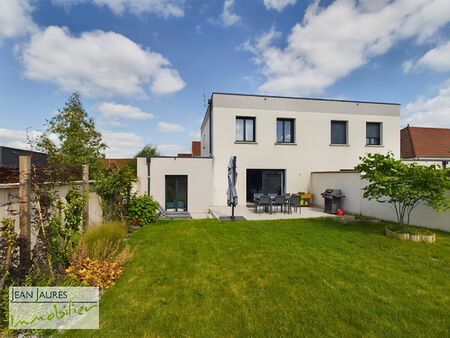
[52,0,184,18]
[0,128,30,149]
[404,41,450,73]
[21,26,185,97]
[402,81,450,128]
[189,130,200,139]
[0,0,37,42]
[221,0,241,27]
[0,127,146,158]
[157,144,186,155]
[0,128,58,150]
[150,68,186,95]
[244,0,450,96]
[97,102,154,126]
[158,121,184,132]
[102,130,144,157]
[263,0,296,12]
[195,24,203,34]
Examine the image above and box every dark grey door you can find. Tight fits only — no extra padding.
[165,175,187,211]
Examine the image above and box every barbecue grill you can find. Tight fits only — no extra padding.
[321,189,345,214]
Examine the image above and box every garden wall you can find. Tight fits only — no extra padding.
[0,182,103,244]
[311,171,450,232]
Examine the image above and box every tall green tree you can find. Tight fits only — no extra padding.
[38,93,106,174]
[355,152,450,230]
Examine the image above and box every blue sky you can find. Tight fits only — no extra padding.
[1,0,449,157]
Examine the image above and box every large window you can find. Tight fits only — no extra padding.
[366,122,381,145]
[277,118,295,143]
[236,117,255,142]
[246,169,285,202]
[331,121,348,145]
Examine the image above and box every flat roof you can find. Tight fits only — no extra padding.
[211,92,401,106]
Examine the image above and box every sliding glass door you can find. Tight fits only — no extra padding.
[246,169,285,202]
[165,175,187,212]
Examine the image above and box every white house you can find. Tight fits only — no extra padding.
[137,92,400,216]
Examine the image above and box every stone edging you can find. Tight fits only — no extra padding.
[385,227,435,243]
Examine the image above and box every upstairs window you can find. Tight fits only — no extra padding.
[236,117,255,142]
[366,122,381,145]
[277,119,295,143]
[331,121,348,145]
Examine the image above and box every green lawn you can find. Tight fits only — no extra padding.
[65,218,450,337]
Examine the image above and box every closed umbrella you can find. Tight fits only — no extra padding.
[227,156,238,219]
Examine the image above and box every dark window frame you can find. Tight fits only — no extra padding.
[236,116,256,142]
[276,118,295,143]
[366,122,382,145]
[331,120,348,145]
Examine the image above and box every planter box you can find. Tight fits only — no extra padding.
[301,194,313,207]
[385,227,409,240]
[421,234,436,243]
[410,234,421,242]
[385,227,435,243]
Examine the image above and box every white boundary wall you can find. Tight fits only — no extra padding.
[0,182,103,242]
[311,171,450,232]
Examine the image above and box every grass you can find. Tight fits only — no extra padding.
[81,221,128,258]
[64,218,450,337]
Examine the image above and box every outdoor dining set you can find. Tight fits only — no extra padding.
[253,193,303,214]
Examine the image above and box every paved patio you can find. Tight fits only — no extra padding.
[209,205,335,221]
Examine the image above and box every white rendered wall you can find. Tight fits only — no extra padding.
[200,108,211,157]
[136,157,148,196]
[210,94,400,207]
[145,157,213,213]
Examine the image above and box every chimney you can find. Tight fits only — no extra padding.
[192,141,201,157]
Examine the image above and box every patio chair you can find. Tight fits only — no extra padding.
[253,193,262,202]
[273,195,286,213]
[289,195,302,214]
[253,193,262,213]
[257,196,271,214]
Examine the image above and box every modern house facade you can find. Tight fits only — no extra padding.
[137,93,400,215]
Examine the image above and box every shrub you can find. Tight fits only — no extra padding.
[66,258,123,290]
[81,222,128,259]
[95,163,136,222]
[66,222,131,290]
[127,195,159,226]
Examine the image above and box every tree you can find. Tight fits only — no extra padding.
[355,152,450,230]
[135,144,160,158]
[38,93,106,175]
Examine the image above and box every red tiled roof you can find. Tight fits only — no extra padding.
[401,126,450,159]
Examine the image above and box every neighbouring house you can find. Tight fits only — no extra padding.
[401,126,450,168]
[0,146,47,183]
[137,93,400,216]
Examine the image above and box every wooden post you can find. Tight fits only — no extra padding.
[19,155,31,271]
[82,165,89,228]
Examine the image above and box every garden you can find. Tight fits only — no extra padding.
[62,217,450,337]
[1,93,449,336]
